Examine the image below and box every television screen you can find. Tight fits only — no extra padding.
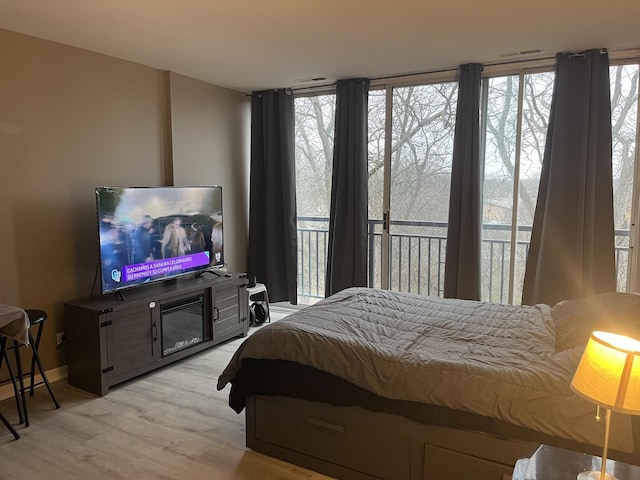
[96,186,224,294]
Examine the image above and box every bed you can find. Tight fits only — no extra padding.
[217,287,640,479]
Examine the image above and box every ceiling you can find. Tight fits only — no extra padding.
[1,0,639,93]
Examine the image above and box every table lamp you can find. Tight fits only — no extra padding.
[571,331,640,480]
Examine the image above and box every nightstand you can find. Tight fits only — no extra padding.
[513,445,640,479]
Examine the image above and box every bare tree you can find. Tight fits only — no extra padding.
[294,95,335,217]
[611,65,639,233]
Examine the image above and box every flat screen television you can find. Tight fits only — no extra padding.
[96,186,224,294]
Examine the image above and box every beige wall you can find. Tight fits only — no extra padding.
[0,29,249,372]
[168,72,250,272]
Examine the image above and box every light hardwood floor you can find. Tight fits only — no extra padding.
[0,311,332,480]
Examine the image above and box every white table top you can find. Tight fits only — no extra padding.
[0,304,29,345]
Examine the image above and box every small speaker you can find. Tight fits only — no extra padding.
[251,301,268,325]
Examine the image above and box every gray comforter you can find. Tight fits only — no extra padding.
[218,287,633,452]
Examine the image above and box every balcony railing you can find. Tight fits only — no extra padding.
[297,216,630,304]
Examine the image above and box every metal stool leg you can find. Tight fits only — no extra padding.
[28,331,60,408]
[0,338,24,424]
[0,413,19,440]
[13,340,28,427]
[28,330,38,397]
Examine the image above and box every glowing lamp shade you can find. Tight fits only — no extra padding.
[571,331,640,414]
[570,331,640,480]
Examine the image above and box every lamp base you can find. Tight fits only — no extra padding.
[577,471,619,480]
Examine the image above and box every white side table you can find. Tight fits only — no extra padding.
[512,445,640,479]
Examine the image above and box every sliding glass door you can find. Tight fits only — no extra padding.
[368,76,459,294]
[369,69,553,304]
[481,71,553,303]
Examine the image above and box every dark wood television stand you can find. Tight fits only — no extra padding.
[65,272,248,396]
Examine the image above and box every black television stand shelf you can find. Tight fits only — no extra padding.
[65,273,248,396]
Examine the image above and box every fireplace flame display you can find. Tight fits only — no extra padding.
[161,295,209,357]
[163,336,204,356]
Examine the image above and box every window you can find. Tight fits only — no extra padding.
[611,63,639,291]
[292,56,640,306]
[294,94,336,304]
[481,62,640,302]
[387,83,458,295]
[481,71,553,304]
[367,80,459,295]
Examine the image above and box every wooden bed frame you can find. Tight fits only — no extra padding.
[231,290,640,478]
[245,395,540,480]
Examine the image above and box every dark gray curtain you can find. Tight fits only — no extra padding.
[522,50,615,306]
[248,89,297,304]
[325,78,370,297]
[444,63,483,300]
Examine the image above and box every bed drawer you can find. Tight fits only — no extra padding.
[424,444,513,480]
[253,396,412,479]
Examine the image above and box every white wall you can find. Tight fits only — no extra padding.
[168,72,251,272]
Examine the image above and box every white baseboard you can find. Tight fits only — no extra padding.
[0,365,68,401]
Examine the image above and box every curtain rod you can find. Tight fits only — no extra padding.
[254,46,640,95]
[569,48,608,58]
